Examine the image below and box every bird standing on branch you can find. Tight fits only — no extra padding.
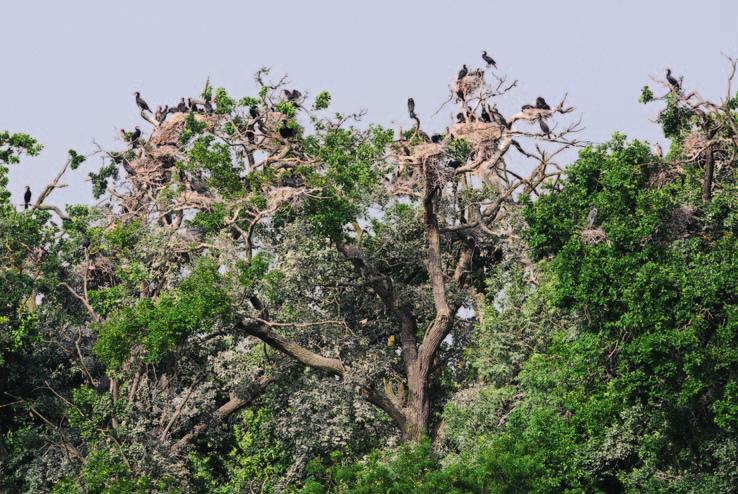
[653,142,663,158]
[666,69,681,90]
[407,98,417,120]
[480,106,491,122]
[457,64,468,80]
[129,126,141,144]
[134,92,151,113]
[177,98,188,113]
[23,186,31,209]
[482,50,497,68]
[535,97,550,110]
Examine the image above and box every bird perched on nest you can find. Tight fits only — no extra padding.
[284,89,302,102]
[134,91,151,113]
[23,186,31,209]
[482,51,497,68]
[535,97,551,110]
[665,69,681,91]
[480,106,492,122]
[586,207,598,229]
[177,98,188,113]
[407,98,417,120]
[457,64,468,80]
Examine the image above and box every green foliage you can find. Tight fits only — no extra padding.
[214,87,235,114]
[313,91,332,111]
[638,85,654,104]
[94,259,232,368]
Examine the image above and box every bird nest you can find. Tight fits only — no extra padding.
[455,73,484,96]
[580,227,608,245]
[449,122,502,146]
[266,186,308,212]
[648,162,685,189]
[669,205,696,236]
[682,131,709,160]
[151,113,218,146]
[410,143,445,163]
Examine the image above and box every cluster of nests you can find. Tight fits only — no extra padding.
[112,91,312,223]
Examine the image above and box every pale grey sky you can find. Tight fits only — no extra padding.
[3,0,738,208]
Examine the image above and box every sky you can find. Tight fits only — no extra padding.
[3,0,738,209]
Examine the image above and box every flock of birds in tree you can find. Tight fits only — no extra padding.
[18,60,685,211]
[406,50,555,145]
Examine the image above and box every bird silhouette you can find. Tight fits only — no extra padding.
[457,64,468,80]
[535,97,550,110]
[666,69,681,90]
[482,51,497,67]
[407,98,416,119]
[653,143,663,158]
[134,92,151,113]
[23,186,31,209]
[539,119,551,137]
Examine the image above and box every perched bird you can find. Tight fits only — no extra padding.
[539,119,551,136]
[204,99,213,114]
[284,89,302,101]
[653,143,663,158]
[154,106,164,123]
[177,98,188,112]
[521,104,534,111]
[431,134,443,143]
[456,112,467,123]
[480,107,492,122]
[456,89,465,102]
[130,126,141,143]
[249,106,260,118]
[666,69,681,90]
[457,64,468,80]
[482,50,497,67]
[82,238,90,250]
[491,106,509,128]
[246,129,256,144]
[586,207,598,229]
[187,98,198,112]
[535,97,551,110]
[279,122,296,139]
[23,186,31,209]
[134,91,151,113]
[407,97,417,119]
[448,159,463,169]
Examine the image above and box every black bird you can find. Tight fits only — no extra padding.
[457,64,468,80]
[666,69,681,90]
[284,89,302,101]
[448,159,463,169]
[431,134,443,143]
[23,186,31,209]
[246,130,256,144]
[491,106,509,128]
[130,126,141,143]
[407,98,416,119]
[177,98,188,112]
[456,89,465,102]
[187,98,198,112]
[82,238,90,250]
[279,122,296,139]
[134,92,151,113]
[456,112,467,123]
[539,119,551,137]
[480,107,492,122]
[535,97,550,110]
[482,51,497,68]
[204,100,213,114]
[249,106,260,119]
[521,104,534,111]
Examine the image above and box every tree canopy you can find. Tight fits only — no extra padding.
[1,60,738,493]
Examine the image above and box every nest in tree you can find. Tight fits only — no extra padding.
[264,111,287,128]
[682,131,709,160]
[669,205,696,236]
[648,162,685,188]
[580,227,608,245]
[267,186,307,212]
[455,73,484,97]
[449,122,502,146]
[411,143,445,163]
[176,191,213,210]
